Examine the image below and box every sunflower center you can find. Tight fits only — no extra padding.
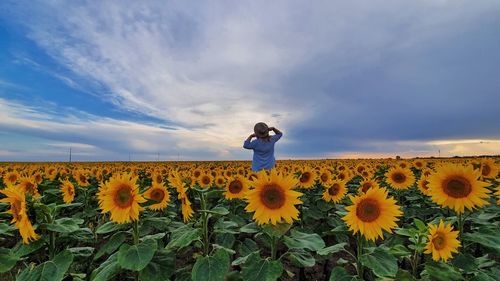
[201,176,210,185]
[443,176,472,198]
[151,189,165,202]
[356,199,381,222]
[9,176,17,183]
[80,175,87,183]
[300,172,310,183]
[11,200,23,222]
[67,186,74,196]
[217,178,224,185]
[114,185,134,208]
[421,180,429,190]
[321,173,328,182]
[260,184,286,209]
[328,183,340,196]
[229,180,243,194]
[338,173,346,180]
[24,182,35,192]
[361,182,372,193]
[156,175,162,183]
[391,172,406,184]
[432,233,447,250]
[194,171,201,178]
[481,164,491,176]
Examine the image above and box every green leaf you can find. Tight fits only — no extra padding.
[48,249,74,281]
[192,249,230,281]
[165,225,201,251]
[317,243,347,256]
[288,249,315,267]
[94,231,128,260]
[117,239,157,271]
[210,206,230,216]
[95,221,126,235]
[0,223,14,236]
[44,218,83,233]
[139,249,176,281]
[463,229,500,253]
[423,261,463,281]
[18,250,75,281]
[359,247,397,278]
[240,222,259,234]
[241,253,283,281]
[91,253,120,281]
[389,244,411,258]
[395,269,417,281]
[0,248,19,273]
[413,218,427,231]
[283,230,325,252]
[471,272,498,281]
[68,247,94,258]
[451,253,477,273]
[328,266,359,281]
[238,238,259,257]
[12,238,46,257]
[262,223,291,238]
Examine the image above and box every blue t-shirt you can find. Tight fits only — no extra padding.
[243,133,282,172]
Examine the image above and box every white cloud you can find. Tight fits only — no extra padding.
[1,1,499,160]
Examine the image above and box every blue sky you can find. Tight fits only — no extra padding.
[1,1,499,161]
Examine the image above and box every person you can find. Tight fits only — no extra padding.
[243,122,283,172]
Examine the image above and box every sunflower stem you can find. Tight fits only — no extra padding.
[200,191,210,256]
[132,220,139,245]
[356,234,364,279]
[457,212,464,246]
[411,233,421,277]
[270,235,279,260]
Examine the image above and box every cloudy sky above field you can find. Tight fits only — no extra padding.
[1,0,500,161]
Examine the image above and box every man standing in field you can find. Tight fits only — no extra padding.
[243,122,282,172]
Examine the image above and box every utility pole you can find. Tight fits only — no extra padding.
[69,147,72,162]
[129,152,131,162]
[157,152,160,161]
[438,150,440,158]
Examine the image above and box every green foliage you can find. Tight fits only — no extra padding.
[192,249,230,281]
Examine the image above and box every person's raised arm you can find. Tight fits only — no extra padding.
[243,133,256,149]
[268,127,283,142]
[269,127,282,135]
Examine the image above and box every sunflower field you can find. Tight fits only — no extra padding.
[0,158,499,281]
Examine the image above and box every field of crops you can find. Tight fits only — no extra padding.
[0,158,499,281]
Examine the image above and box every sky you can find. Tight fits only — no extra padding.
[0,0,499,162]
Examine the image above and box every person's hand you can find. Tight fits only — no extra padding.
[249,133,256,139]
[268,127,275,131]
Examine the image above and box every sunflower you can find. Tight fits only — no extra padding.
[178,188,194,222]
[60,180,75,204]
[143,183,170,211]
[18,175,40,197]
[152,172,164,184]
[98,173,146,224]
[298,167,316,189]
[0,186,39,244]
[359,178,379,193]
[198,174,213,188]
[427,164,490,213]
[417,176,431,196]
[322,180,347,203]
[32,172,43,184]
[245,169,302,225]
[385,167,415,190]
[480,159,498,179]
[74,170,90,187]
[342,186,402,241]
[3,171,19,186]
[318,168,333,186]
[224,176,250,200]
[495,185,500,204]
[424,219,460,262]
